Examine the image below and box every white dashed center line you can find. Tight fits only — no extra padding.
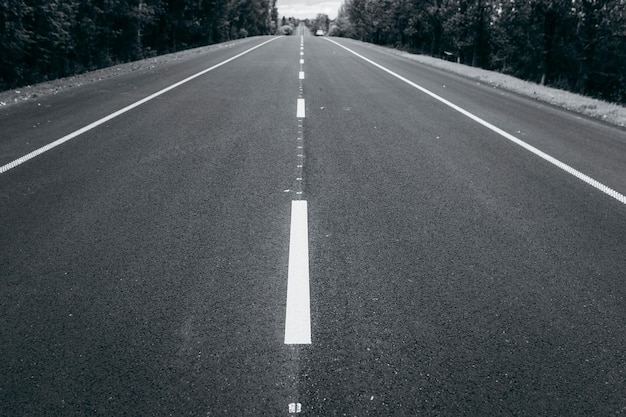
[284,200,311,344]
[296,98,305,118]
[285,37,311,346]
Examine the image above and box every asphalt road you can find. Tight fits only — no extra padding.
[2,25,626,416]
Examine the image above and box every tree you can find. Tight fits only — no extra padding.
[444,0,493,66]
[0,0,33,89]
[328,3,355,37]
[1,0,282,91]
[329,0,625,103]
[576,0,626,101]
[270,0,278,33]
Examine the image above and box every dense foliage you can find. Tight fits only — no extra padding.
[0,0,279,91]
[329,0,626,104]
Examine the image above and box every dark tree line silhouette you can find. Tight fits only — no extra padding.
[329,0,626,104]
[0,0,279,91]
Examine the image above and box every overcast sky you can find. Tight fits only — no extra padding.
[277,0,342,19]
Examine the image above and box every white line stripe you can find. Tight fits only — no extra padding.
[323,38,626,206]
[299,71,305,80]
[297,98,305,118]
[0,38,279,174]
[300,59,304,65]
[284,200,311,344]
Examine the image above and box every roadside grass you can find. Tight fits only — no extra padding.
[377,45,625,128]
[401,52,626,128]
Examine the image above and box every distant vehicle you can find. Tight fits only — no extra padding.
[315,29,324,36]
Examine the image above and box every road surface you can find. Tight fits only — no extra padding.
[2,25,626,416]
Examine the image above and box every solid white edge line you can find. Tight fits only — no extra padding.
[0,37,280,174]
[297,98,305,118]
[284,200,311,344]
[323,38,626,206]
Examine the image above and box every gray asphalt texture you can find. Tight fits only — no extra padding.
[2,26,626,416]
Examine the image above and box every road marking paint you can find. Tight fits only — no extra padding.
[323,38,626,206]
[0,38,279,174]
[297,99,305,118]
[300,59,304,65]
[284,200,311,344]
[299,71,305,80]
[289,402,303,413]
[300,51,304,56]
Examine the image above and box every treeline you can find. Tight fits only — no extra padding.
[0,0,279,91]
[329,0,626,104]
